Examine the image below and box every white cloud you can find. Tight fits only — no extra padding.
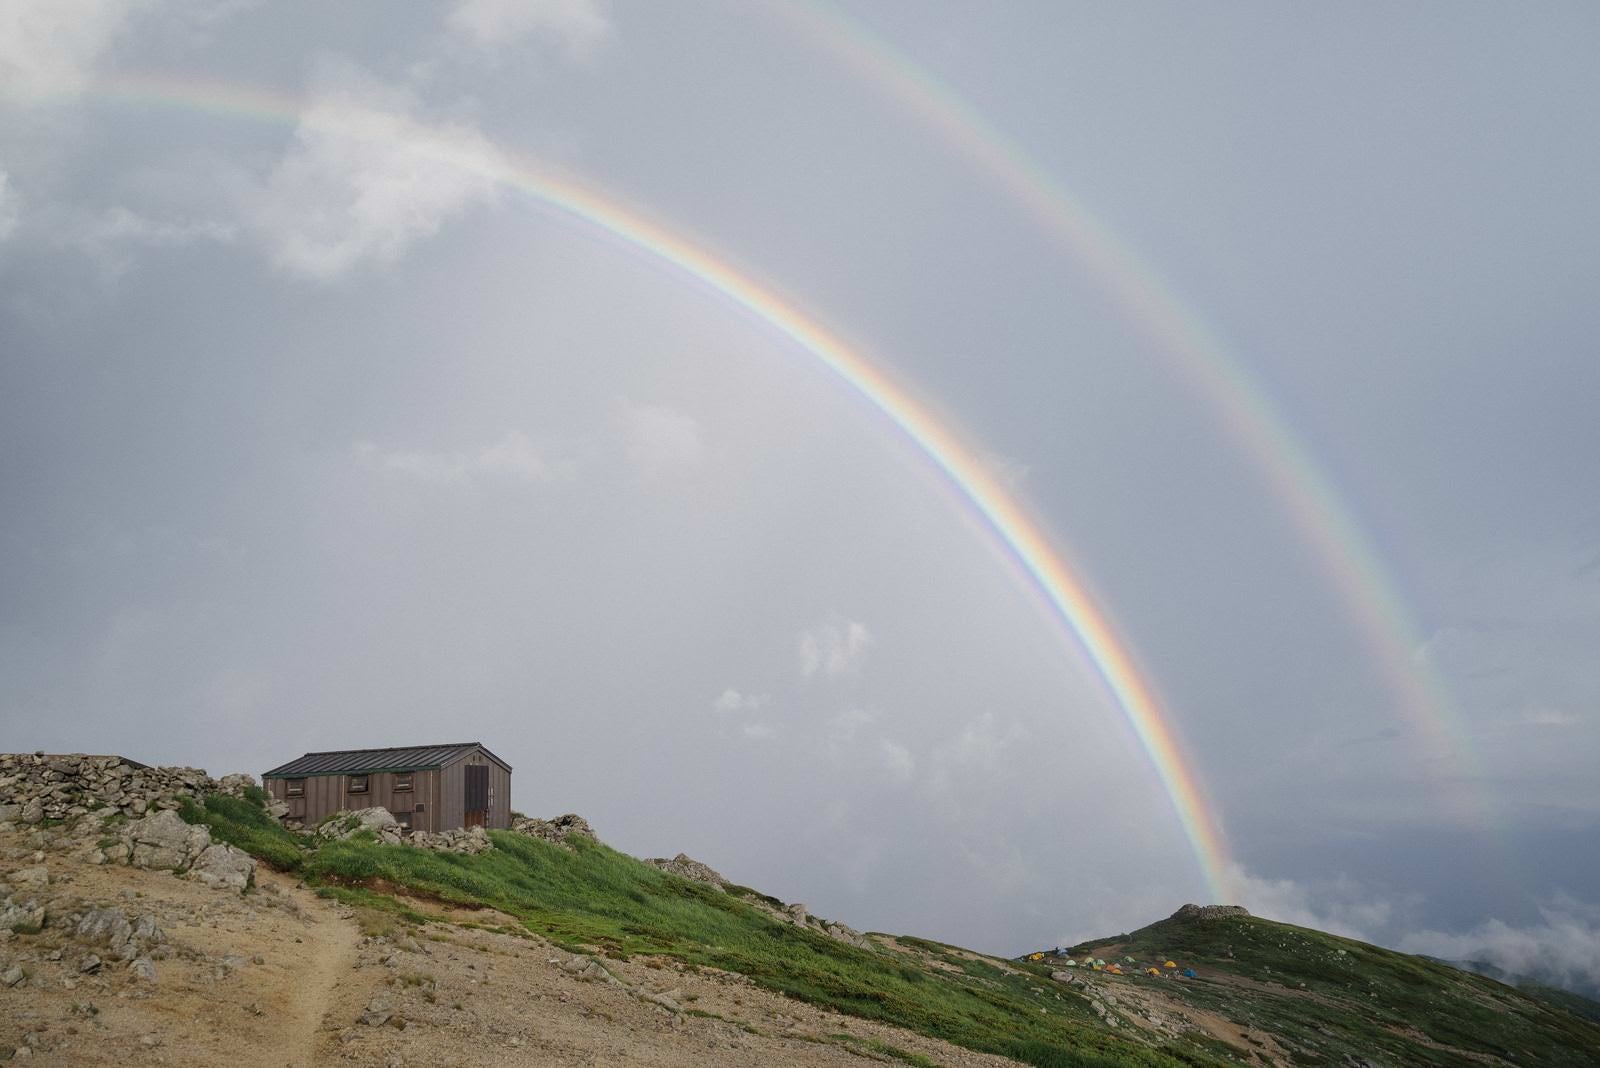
[1400,895,1600,995]
[617,401,704,478]
[0,172,18,241]
[447,0,612,59]
[1225,868,1384,940]
[64,205,235,274]
[1517,704,1583,729]
[0,0,142,101]
[824,707,877,747]
[254,65,503,281]
[878,737,915,781]
[354,431,562,485]
[0,1,252,102]
[983,451,1031,489]
[799,619,872,678]
[712,688,768,715]
[925,712,1027,798]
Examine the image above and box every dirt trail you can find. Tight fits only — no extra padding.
[279,886,362,1066]
[3,826,1025,1066]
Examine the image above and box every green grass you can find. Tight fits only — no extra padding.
[1064,912,1600,1066]
[300,831,1215,1068]
[197,805,1600,1068]
[177,792,306,871]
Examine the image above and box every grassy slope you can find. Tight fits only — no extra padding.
[180,791,1599,1066]
[178,786,306,871]
[1065,913,1600,1065]
[299,830,1218,1068]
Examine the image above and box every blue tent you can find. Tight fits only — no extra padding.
[1182,968,1198,979]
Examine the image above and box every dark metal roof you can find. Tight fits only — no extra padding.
[262,742,510,778]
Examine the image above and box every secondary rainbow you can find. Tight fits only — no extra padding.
[86,71,1234,899]
[777,2,1494,823]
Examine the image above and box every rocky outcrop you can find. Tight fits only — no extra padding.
[0,752,254,828]
[1171,904,1250,922]
[510,813,596,847]
[409,826,492,854]
[90,809,256,892]
[74,905,166,963]
[644,853,727,888]
[316,807,404,845]
[314,807,493,854]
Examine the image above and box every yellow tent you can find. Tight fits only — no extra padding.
[1164,960,1177,969]
[1146,967,1161,976]
[1106,964,1123,975]
[1027,952,1044,961]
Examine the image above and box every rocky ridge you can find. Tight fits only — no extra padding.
[0,753,252,829]
[1169,904,1250,923]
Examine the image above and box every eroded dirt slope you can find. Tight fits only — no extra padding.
[1,826,1022,1067]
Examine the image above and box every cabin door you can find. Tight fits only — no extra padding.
[464,764,489,828]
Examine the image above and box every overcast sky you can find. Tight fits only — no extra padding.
[3,0,1599,989]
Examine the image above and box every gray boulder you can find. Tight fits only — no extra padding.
[1,897,46,934]
[11,866,48,890]
[187,843,255,892]
[76,906,133,951]
[124,810,211,871]
[644,853,727,888]
[510,813,596,847]
[317,807,402,845]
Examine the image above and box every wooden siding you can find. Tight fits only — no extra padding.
[264,743,510,832]
[263,768,445,832]
[439,747,512,831]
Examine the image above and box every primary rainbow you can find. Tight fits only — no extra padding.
[776,2,1495,824]
[87,71,1234,899]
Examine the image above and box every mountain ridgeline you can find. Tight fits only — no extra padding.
[2,755,1598,1066]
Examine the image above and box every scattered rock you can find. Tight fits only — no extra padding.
[409,826,492,855]
[0,897,45,933]
[0,753,253,826]
[129,956,156,982]
[509,813,596,847]
[188,842,255,891]
[317,808,403,846]
[2,965,24,987]
[10,866,48,889]
[1171,904,1250,923]
[79,953,102,973]
[75,906,132,951]
[644,853,726,888]
[360,996,394,1027]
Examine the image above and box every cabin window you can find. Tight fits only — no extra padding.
[394,811,412,830]
[393,773,413,792]
[348,774,368,794]
[285,779,305,797]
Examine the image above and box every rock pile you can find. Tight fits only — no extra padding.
[510,813,596,847]
[1171,904,1250,923]
[314,807,492,854]
[316,807,405,846]
[0,753,251,828]
[644,853,727,888]
[409,826,492,854]
[73,904,168,978]
[95,809,256,892]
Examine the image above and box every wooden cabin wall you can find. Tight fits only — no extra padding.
[263,768,445,832]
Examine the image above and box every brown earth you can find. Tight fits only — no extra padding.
[0,828,1024,1067]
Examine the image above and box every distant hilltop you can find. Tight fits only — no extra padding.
[1170,903,1251,922]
